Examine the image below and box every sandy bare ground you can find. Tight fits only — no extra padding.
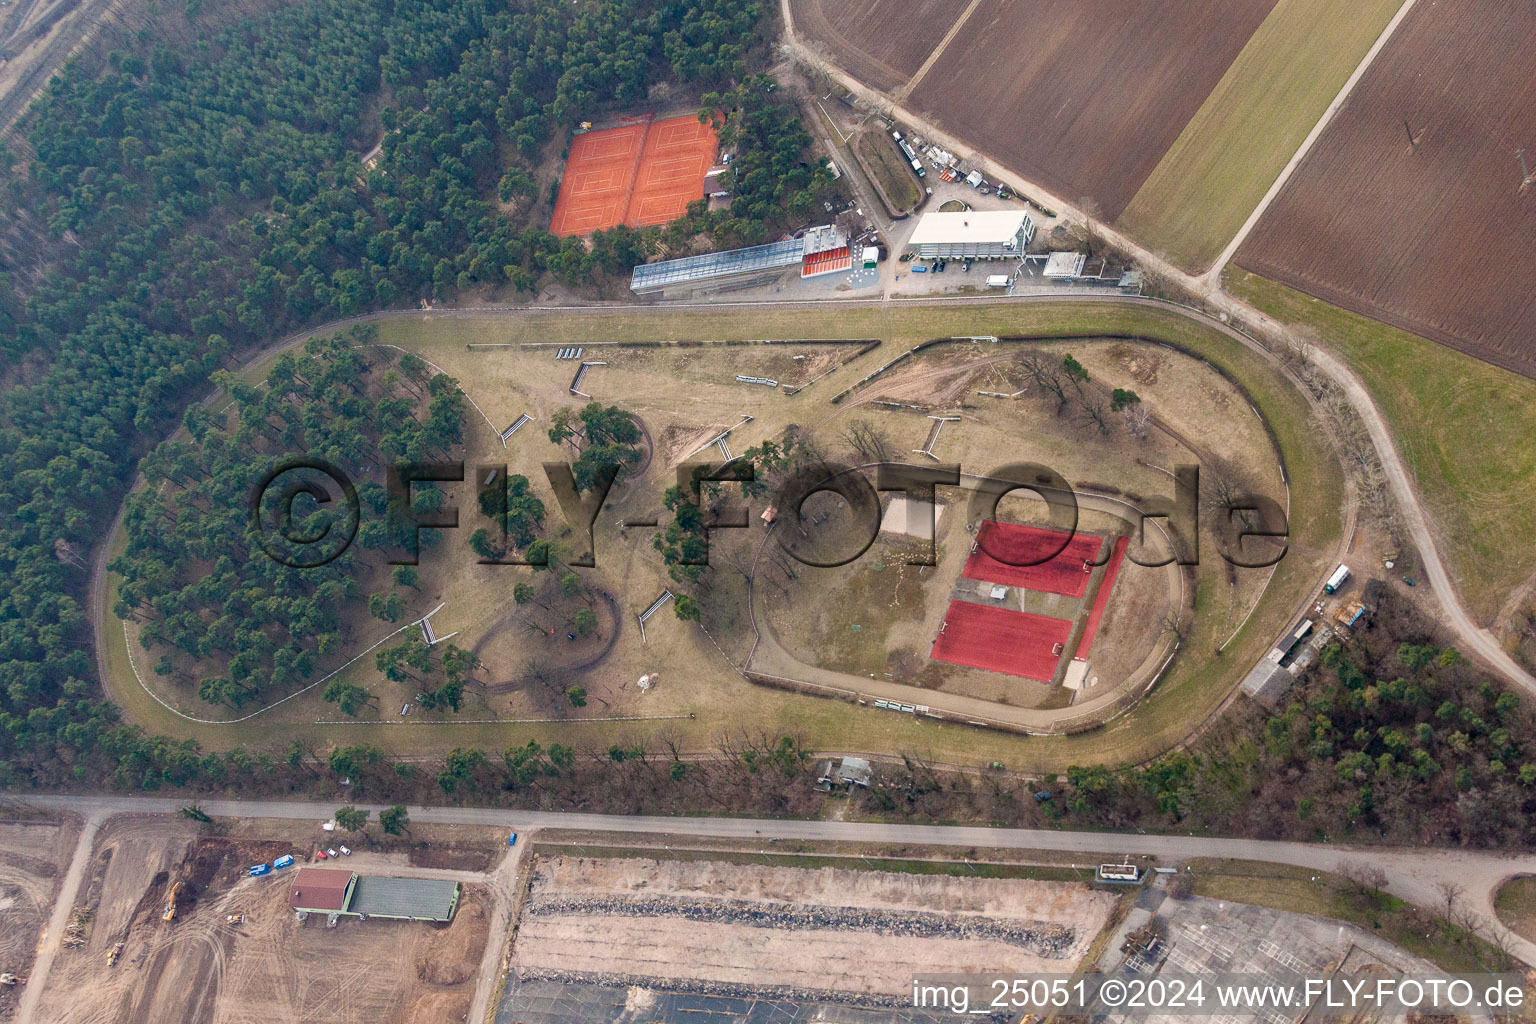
[513,855,1115,999]
[0,816,80,1021]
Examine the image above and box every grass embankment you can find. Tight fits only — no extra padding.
[1188,859,1516,974]
[102,301,1341,769]
[1117,0,1403,270]
[530,840,1095,881]
[854,130,920,212]
[1227,270,1536,625]
[1495,876,1536,944]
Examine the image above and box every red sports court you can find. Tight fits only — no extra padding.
[962,520,1104,598]
[1076,535,1128,659]
[549,115,718,236]
[929,600,1073,682]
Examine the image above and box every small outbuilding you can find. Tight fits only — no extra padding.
[1043,251,1087,279]
[289,867,356,921]
[836,756,873,788]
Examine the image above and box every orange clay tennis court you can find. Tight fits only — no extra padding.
[549,115,718,236]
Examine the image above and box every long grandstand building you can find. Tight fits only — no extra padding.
[904,210,1034,260]
[630,225,849,293]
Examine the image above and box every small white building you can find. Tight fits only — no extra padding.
[1043,251,1087,279]
[905,210,1034,260]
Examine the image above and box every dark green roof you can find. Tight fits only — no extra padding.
[349,875,460,921]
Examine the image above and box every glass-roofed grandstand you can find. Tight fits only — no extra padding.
[630,225,848,292]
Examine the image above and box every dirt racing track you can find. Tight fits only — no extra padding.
[1235,0,1536,379]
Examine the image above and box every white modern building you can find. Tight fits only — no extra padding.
[904,210,1034,260]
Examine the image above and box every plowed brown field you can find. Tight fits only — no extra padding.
[788,0,963,93]
[1234,0,1536,379]
[794,0,1275,218]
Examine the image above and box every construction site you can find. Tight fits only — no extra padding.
[19,816,494,1024]
[496,852,1117,1022]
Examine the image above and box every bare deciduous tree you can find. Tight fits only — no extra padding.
[1434,879,1464,922]
[1079,397,1111,436]
[842,418,891,462]
[1020,353,1069,413]
[1161,609,1189,644]
[1078,196,1103,256]
[1123,402,1152,441]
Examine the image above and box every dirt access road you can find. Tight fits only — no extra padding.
[21,796,1536,970]
[779,0,1533,700]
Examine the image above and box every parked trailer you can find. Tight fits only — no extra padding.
[985,274,1010,288]
[1097,864,1141,883]
[249,863,271,876]
[272,854,294,869]
[1324,564,1351,594]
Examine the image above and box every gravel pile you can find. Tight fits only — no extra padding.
[525,893,1078,957]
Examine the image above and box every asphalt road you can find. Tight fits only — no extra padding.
[19,795,1536,970]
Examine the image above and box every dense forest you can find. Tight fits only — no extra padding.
[0,0,835,789]
[110,328,466,713]
[1050,589,1536,846]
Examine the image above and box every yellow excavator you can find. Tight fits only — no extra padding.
[161,880,184,922]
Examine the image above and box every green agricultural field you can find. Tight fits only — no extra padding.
[99,300,1341,770]
[1117,0,1403,271]
[1227,270,1536,625]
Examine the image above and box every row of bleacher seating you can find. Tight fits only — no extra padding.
[801,245,851,278]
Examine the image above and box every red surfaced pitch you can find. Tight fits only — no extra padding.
[929,600,1073,682]
[1076,535,1128,659]
[962,520,1104,598]
[549,115,717,236]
